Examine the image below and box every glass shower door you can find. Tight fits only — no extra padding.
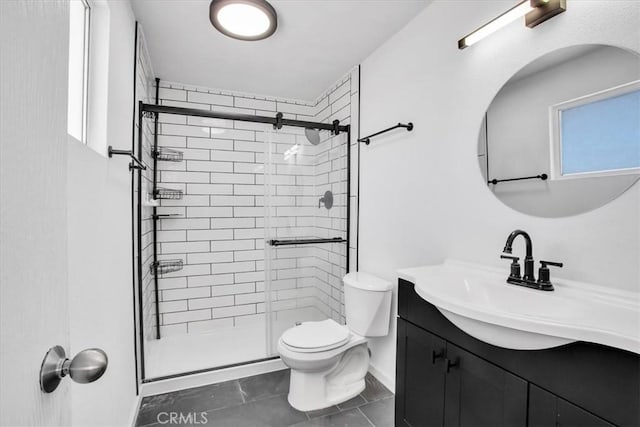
[264,125,349,354]
[138,113,278,380]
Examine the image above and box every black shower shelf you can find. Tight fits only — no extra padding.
[150,259,183,276]
[152,213,183,220]
[153,148,183,162]
[154,187,184,200]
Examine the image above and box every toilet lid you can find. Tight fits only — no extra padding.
[281,319,350,352]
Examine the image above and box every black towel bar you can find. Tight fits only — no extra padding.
[488,174,548,185]
[268,237,346,247]
[358,122,414,145]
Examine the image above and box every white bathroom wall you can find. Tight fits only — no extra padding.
[358,0,640,390]
[66,1,139,425]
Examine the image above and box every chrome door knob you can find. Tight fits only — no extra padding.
[40,346,108,393]
[67,348,108,384]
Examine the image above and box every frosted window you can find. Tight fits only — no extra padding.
[67,0,90,143]
[560,89,640,175]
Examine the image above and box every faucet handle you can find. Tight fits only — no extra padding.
[537,260,563,291]
[540,260,563,268]
[500,255,521,279]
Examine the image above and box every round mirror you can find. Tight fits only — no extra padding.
[478,45,640,217]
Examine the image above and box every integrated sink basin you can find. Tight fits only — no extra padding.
[398,259,640,354]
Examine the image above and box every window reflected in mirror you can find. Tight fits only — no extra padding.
[552,82,640,179]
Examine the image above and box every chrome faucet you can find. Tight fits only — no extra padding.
[500,229,562,291]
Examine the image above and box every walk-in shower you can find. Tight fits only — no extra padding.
[132,80,354,382]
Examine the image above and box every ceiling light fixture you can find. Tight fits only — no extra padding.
[209,0,277,41]
[458,0,566,50]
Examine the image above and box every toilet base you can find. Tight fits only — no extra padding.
[287,343,369,412]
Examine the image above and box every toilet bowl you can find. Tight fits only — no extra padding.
[277,319,369,411]
[277,272,393,411]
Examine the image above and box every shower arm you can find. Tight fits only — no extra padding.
[108,146,146,170]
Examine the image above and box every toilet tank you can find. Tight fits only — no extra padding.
[343,272,393,337]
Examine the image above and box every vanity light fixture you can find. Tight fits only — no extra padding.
[458,0,566,50]
[209,0,277,41]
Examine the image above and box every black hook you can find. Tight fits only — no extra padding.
[274,112,283,130]
[331,119,341,135]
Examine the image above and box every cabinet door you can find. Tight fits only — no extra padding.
[529,384,559,427]
[529,384,614,427]
[396,319,447,427]
[443,343,527,427]
[557,400,614,427]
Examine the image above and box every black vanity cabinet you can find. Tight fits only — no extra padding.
[398,320,446,426]
[397,320,527,427]
[396,279,640,427]
[443,342,527,426]
[529,385,614,427]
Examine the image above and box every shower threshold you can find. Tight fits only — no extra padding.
[144,323,269,380]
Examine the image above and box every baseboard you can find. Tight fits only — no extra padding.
[368,363,395,393]
[129,392,143,427]
[139,358,287,397]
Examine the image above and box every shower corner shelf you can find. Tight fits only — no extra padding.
[151,259,183,276]
[154,187,184,200]
[142,110,157,120]
[152,213,183,220]
[153,148,183,162]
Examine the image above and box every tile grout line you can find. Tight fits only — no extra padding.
[236,379,247,403]
[357,407,376,427]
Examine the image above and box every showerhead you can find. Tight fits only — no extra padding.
[304,128,321,145]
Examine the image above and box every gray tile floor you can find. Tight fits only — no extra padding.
[136,370,394,427]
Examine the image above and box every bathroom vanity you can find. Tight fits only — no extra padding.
[395,279,640,427]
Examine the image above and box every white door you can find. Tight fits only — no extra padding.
[1,1,73,425]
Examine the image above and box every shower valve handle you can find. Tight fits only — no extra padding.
[318,190,333,210]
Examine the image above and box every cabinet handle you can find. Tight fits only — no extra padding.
[445,358,459,373]
[432,349,445,364]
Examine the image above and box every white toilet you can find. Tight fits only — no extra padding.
[277,272,393,411]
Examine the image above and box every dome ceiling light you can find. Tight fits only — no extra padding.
[209,0,278,41]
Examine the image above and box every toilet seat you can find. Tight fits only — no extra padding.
[281,319,350,353]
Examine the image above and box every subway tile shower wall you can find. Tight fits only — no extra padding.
[146,70,360,337]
